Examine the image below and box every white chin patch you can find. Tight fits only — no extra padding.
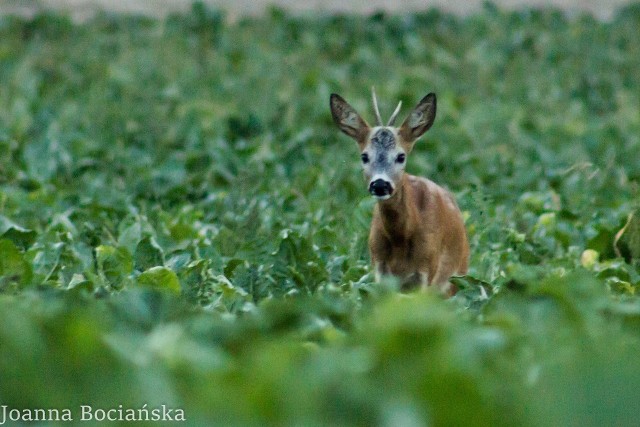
[373,194,392,201]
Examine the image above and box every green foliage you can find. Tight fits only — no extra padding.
[0,239,32,289]
[1,2,640,425]
[137,266,181,293]
[96,245,134,289]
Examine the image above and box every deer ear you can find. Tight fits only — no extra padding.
[399,93,436,143]
[330,93,370,143]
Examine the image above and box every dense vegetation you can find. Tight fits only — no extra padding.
[1,2,640,425]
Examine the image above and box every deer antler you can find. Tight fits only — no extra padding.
[371,87,383,126]
[387,100,402,126]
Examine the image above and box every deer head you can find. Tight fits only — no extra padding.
[330,88,437,200]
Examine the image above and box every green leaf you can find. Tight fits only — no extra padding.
[0,215,37,249]
[26,242,64,285]
[615,209,640,261]
[134,236,165,271]
[271,229,328,292]
[136,266,181,293]
[223,258,244,278]
[0,239,32,289]
[95,245,133,289]
[117,221,142,254]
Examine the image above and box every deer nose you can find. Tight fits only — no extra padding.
[369,179,393,197]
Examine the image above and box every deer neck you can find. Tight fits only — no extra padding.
[376,174,415,241]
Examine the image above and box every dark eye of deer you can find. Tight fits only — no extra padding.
[396,153,406,164]
[361,153,370,164]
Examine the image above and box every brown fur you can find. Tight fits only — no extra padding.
[369,174,469,294]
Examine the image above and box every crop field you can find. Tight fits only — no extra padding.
[1,2,640,425]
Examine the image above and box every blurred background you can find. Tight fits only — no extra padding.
[0,0,633,20]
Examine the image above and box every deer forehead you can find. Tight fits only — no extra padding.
[367,127,399,152]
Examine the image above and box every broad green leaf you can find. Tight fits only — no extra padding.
[136,266,181,293]
[0,215,37,249]
[117,221,142,254]
[223,258,245,278]
[615,209,640,261]
[67,273,94,292]
[0,239,32,288]
[26,242,64,285]
[134,236,165,271]
[95,245,133,289]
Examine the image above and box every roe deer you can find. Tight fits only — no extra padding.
[330,89,469,295]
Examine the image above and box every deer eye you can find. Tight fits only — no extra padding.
[396,153,406,164]
[361,153,370,164]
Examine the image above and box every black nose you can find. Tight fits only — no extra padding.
[369,179,393,197]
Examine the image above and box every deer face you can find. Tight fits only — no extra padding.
[330,90,437,200]
[361,127,405,200]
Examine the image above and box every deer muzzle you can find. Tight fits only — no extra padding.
[369,179,393,198]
